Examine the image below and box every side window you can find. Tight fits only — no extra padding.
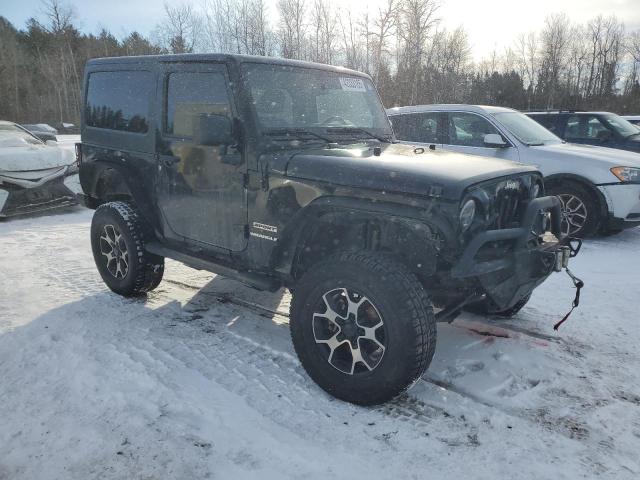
[565,115,611,141]
[166,71,230,137]
[85,71,151,133]
[448,113,499,147]
[531,114,557,133]
[390,113,440,143]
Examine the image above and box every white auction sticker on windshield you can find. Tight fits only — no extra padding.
[339,77,367,92]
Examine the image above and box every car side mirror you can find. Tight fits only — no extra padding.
[484,133,508,148]
[45,139,58,146]
[193,113,235,146]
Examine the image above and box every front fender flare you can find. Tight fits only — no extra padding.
[270,195,456,277]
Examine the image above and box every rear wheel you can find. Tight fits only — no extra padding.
[290,251,436,405]
[546,181,600,238]
[91,201,164,296]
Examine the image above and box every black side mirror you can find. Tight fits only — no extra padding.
[193,113,234,146]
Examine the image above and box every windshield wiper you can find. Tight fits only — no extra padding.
[265,128,334,143]
[325,127,392,143]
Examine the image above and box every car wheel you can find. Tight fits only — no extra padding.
[546,182,600,238]
[290,251,436,405]
[91,201,164,296]
[466,294,531,318]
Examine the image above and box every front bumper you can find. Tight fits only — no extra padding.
[597,183,640,229]
[0,177,78,217]
[451,195,576,311]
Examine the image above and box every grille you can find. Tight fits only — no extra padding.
[486,177,531,230]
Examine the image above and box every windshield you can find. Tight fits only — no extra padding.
[241,63,392,141]
[0,123,43,146]
[601,114,640,137]
[492,111,561,146]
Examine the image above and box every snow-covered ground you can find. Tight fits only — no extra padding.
[1,207,639,478]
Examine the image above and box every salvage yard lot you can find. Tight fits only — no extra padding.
[1,209,639,479]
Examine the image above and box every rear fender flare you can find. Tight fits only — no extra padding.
[91,161,161,233]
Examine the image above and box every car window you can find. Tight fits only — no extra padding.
[565,115,612,141]
[242,63,391,136]
[530,114,558,133]
[85,70,151,133]
[165,71,231,137]
[448,113,499,147]
[390,113,440,143]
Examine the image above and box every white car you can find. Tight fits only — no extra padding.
[0,121,80,217]
[387,104,640,237]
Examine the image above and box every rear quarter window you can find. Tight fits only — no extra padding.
[85,70,152,133]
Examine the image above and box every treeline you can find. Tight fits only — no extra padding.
[1,0,639,127]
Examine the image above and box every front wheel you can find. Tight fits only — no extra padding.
[91,201,164,296]
[546,182,600,238]
[290,251,436,405]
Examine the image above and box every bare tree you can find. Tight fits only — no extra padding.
[370,0,398,82]
[277,0,307,59]
[397,0,440,104]
[538,13,571,108]
[155,2,201,54]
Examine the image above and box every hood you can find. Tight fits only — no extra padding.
[534,142,640,168]
[0,139,75,172]
[283,143,537,200]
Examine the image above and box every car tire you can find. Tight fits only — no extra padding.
[546,181,600,238]
[466,294,531,318]
[290,251,436,405]
[91,201,164,296]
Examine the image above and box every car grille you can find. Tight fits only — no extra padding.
[485,176,535,230]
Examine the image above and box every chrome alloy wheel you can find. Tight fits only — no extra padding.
[312,288,386,375]
[558,194,588,236]
[99,224,129,279]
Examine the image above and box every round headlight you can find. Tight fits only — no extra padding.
[460,199,476,232]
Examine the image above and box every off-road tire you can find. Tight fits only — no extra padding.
[546,181,600,238]
[466,293,531,318]
[91,201,164,296]
[290,251,436,405]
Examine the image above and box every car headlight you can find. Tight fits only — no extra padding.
[610,166,640,183]
[460,199,476,232]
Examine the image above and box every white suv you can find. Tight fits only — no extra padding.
[387,104,640,237]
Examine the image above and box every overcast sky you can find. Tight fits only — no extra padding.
[3,0,640,60]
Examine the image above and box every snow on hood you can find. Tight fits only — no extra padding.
[534,142,640,168]
[0,134,75,172]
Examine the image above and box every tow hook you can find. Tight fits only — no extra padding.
[553,268,585,331]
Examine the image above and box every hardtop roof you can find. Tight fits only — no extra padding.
[86,53,369,78]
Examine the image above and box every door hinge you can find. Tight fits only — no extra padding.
[244,224,250,238]
[243,173,250,188]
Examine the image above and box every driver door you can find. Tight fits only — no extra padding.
[156,64,247,252]
[443,112,519,162]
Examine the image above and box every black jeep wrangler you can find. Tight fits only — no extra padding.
[78,54,575,405]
